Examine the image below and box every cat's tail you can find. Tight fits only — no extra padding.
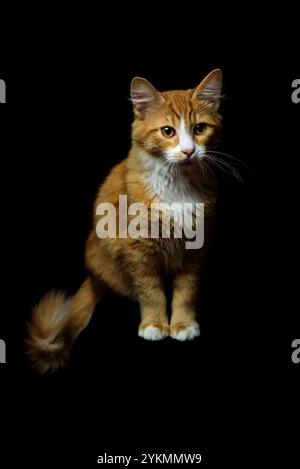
[26,276,104,374]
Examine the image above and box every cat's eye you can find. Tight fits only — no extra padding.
[194,123,208,135]
[161,126,176,138]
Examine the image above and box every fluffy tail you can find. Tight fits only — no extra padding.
[27,277,103,374]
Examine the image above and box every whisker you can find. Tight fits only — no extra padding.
[204,154,243,183]
[201,159,215,178]
[208,155,243,183]
[206,149,251,171]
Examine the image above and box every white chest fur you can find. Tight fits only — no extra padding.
[142,155,204,249]
[143,155,203,205]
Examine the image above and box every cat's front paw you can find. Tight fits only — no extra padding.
[138,323,169,341]
[170,322,200,341]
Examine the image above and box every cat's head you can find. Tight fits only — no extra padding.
[130,69,222,163]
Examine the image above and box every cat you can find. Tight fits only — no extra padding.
[27,69,223,373]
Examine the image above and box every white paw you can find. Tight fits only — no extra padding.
[171,323,200,341]
[138,325,168,341]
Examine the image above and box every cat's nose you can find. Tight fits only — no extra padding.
[182,148,195,158]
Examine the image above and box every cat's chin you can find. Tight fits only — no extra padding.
[164,156,198,165]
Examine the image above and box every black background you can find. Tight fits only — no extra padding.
[0,9,299,467]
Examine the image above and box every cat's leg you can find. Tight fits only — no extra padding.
[138,281,169,340]
[134,268,169,341]
[170,267,200,341]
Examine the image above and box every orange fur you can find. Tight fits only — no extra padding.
[27,70,222,372]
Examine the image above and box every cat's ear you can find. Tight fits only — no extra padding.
[131,77,164,119]
[192,69,223,110]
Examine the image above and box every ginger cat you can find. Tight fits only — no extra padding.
[27,69,223,373]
